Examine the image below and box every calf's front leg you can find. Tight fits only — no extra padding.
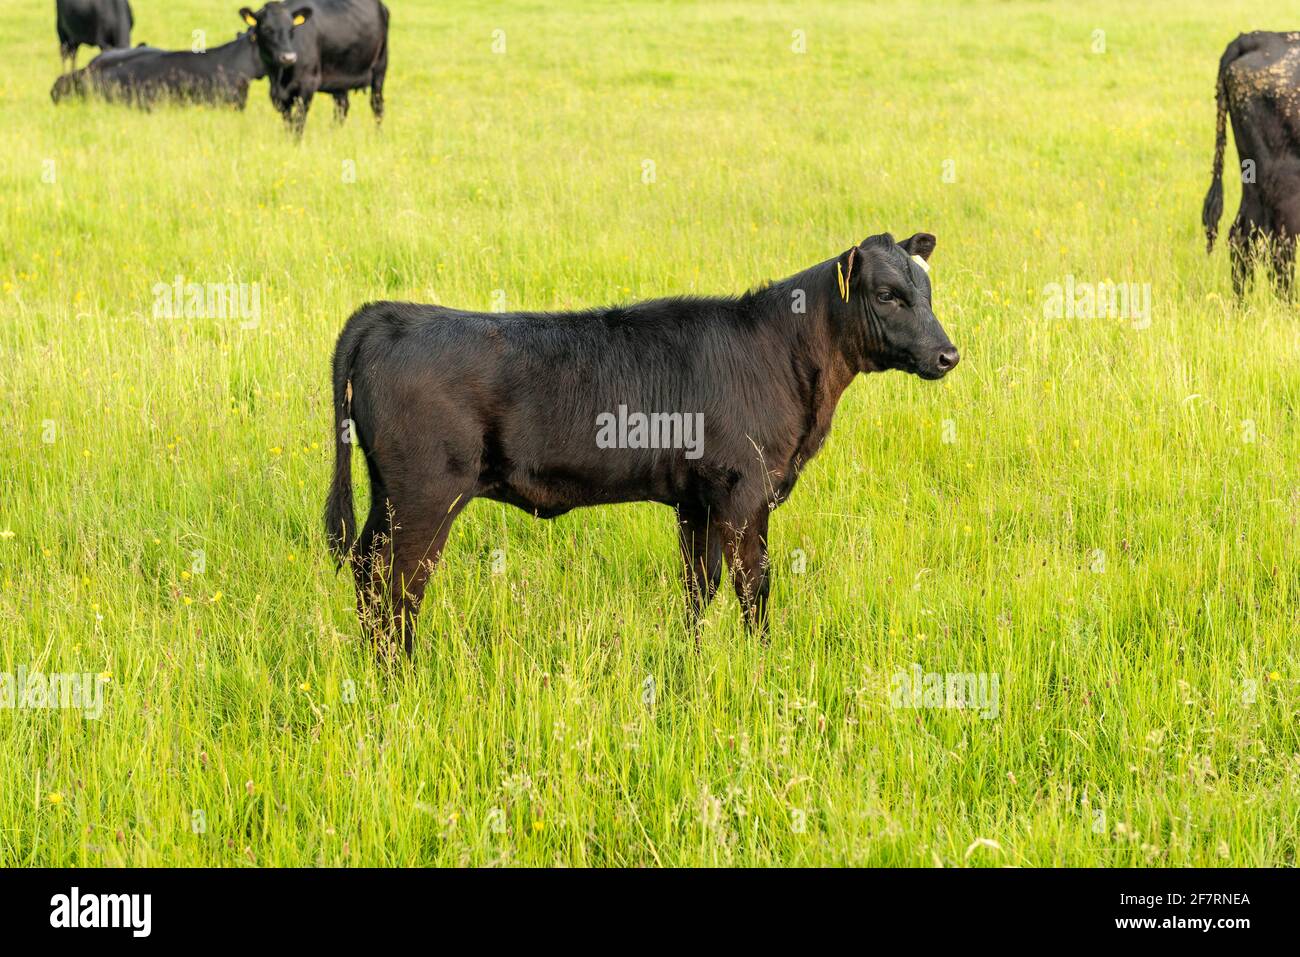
[725,509,771,640]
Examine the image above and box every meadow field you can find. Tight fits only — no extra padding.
[0,0,1297,867]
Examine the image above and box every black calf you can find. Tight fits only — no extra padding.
[325,234,959,656]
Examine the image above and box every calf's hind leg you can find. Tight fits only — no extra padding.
[676,505,723,634]
[332,92,349,124]
[380,487,471,656]
[349,483,391,646]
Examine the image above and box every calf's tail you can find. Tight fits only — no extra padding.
[324,312,367,565]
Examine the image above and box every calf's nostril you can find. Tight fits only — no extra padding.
[937,349,960,371]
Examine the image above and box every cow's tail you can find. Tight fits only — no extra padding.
[324,309,369,566]
[1203,34,1252,252]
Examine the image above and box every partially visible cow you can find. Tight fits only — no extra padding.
[56,0,133,72]
[237,0,389,135]
[324,233,960,656]
[51,34,266,108]
[1202,31,1300,298]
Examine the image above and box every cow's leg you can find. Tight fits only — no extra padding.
[332,92,349,124]
[1268,198,1300,301]
[724,508,771,640]
[1228,218,1254,299]
[369,63,386,127]
[1270,230,1296,300]
[676,505,723,635]
[291,92,312,137]
[273,94,294,128]
[1229,190,1265,300]
[381,489,470,657]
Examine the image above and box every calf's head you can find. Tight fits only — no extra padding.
[839,232,959,380]
[239,3,311,68]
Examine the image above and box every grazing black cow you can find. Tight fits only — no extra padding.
[56,0,133,72]
[1202,31,1300,298]
[50,34,267,108]
[238,0,389,135]
[325,233,960,656]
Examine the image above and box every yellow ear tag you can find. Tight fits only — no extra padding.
[244,13,257,26]
[836,262,849,302]
[293,14,306,25]
[910,254,931,274]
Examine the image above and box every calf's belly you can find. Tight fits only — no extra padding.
[480,454,686,518]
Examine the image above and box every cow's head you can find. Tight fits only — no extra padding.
[239,3,311,68]
[837,232,958,380]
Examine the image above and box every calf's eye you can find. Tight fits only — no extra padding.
[875,290,895,304]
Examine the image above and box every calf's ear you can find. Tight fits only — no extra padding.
[835,246,859,301]
[292,7,313,24]
[899,232,937,262]
[240,7,257,27]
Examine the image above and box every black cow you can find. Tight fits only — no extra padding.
[238,0,389,135]
[50,34,267,108]
[1202,31,1300,298]
[56,0,133,72]
[324,233,960,656]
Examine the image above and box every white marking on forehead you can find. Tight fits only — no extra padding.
[910,254,931,274]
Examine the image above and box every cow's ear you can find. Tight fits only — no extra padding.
[240,7,257,27]
[898,232,937,262]
[292,7,312,25]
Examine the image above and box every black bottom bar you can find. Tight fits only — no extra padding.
[0,867,1290,944]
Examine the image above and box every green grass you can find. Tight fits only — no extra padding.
[1,0,1298,866]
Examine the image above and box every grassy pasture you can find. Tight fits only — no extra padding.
[0,0,1297,866]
